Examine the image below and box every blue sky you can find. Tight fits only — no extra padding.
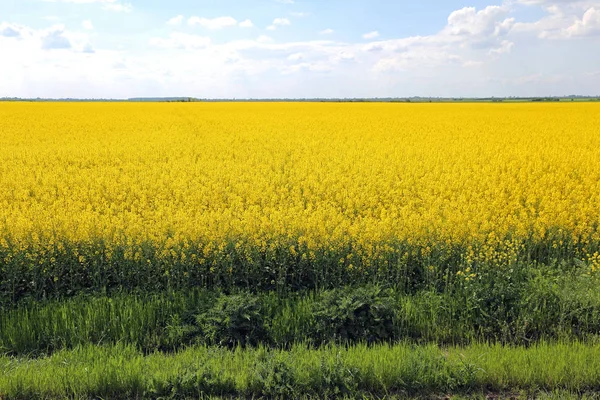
[1,0,599,98]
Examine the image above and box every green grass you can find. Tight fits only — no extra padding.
[2,267,600,356]
[3,342,600,399]
[3,255,600,398]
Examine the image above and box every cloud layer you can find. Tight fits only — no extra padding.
[1,0,600,98]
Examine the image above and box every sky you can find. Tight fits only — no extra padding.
[1,0,600,99]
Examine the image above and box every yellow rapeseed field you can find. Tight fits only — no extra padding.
[1,102,600,295]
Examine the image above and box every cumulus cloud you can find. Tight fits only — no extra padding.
[149,32,211,49]
[82,20,94,30]
[188,16,238,29]
[41,25,72,50]
[564,7,600,36]
[280,62,334,74]
[512,0,600,38]
[239,19,254,28]
[102,2,132,12]
[256,35,274,43]
[267,18,291,30]
[373,50,462,72]
[0,21,94,55]
[489,39,514,54]
[334,51,355,62]
[1,24,21,37]
[514,0,598,10]
[273,18,291,27]
[2,2,600,99]
[363,31,380,39]
[287,52,303,61]
[167,15,184,26]
[174,16,253,29]
[82,43,95,53]
[361,4,522,76]
[43,0,117,3]
[41,0,133,12]
[445,6,514,38]
[319,28,334,35]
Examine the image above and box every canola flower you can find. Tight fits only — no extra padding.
[1,102,599,300]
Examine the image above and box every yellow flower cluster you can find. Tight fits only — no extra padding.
[456,267,477,282]
[588,252,600,275]
[0,102,599,279]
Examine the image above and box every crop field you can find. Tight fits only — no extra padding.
[1,102,600,299]
[2,102,600,398]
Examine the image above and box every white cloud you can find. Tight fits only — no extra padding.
[514,0,598,10]
[102,2,132,12]
[565,7,600,36]
[500,72,569,86]
[174,16,253,29]
[445,6,514,37]
[320,28,334,35]
[267,18,291,30]
[3,3,600,99]
[256,35,273,43]
[512,1,600,38]
[1,24,21,37]
[82,43,95,53]
[41,25,72,50]
[0,22,94,54]
[281,62,334,74]
[463,60,485,67]
[489,39,514,55]
[239,19,254,28]
[274,18,291,26]
[290,12,309,17]
[167,15,184,26]
[41,0,133,12]
[363,31,380,39]
[82,20,94,30]
[362,5,525,74]
[373,50,462,72]
[43,0,116,3]
[188,16,238,30]
[149,32,211,49]
[287,52,303,61]
[512,10,567,37]
[333,51,355,62]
